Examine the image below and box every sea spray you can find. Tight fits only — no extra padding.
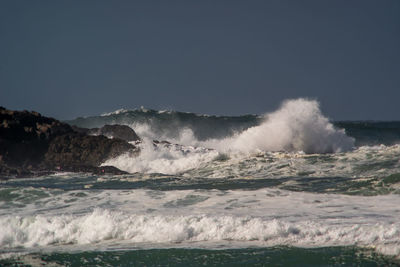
[125,99,355,153]
[203,99,355,154]
[2,101,400,265]
[103,139,219,174]
[104,99,355,174]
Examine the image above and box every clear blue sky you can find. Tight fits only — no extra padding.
[1,1,399,120]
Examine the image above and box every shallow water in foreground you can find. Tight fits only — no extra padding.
[1,247,398,266]
[1,171,400,266]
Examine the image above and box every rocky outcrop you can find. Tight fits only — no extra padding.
[0,107,72,168]
[43,133,134,168]
[96,124,141,142]
[0,107,136,178]
[72,124,140,142]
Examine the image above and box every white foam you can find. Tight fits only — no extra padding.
[109,99,354,154]
[103,135,400,178]
[101,108,129,116]
[2,187,400,257]
[103,99,356,175]
[1,209,399,257]
[103,139,219,174]
[200,99,354,154]
[182,143,400,179]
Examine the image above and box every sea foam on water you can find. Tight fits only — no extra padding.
[104,99,355,174]
[1,208,399,257]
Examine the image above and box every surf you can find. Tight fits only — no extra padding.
[100,99,356,174]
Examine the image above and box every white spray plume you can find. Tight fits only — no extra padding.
[202,98,354,153]
[104,99,355,174]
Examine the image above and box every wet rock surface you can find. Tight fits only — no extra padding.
[0,107,136,178]
[72,124,140,142]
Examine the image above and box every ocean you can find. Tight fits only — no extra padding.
[1,99,400,266]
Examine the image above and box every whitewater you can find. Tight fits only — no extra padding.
[1,98,400,266]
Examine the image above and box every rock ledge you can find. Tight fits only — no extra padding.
[0,107,136,178]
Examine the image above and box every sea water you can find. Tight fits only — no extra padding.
[1,99,400,266]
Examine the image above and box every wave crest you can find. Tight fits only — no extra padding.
[205,99,354,153]
[103,99,355,174]
[1,208,399,257]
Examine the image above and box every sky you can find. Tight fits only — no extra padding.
[0,1,399,120]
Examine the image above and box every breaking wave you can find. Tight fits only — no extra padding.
[1,209,399,257]
[102,99,356,174]
[199,99,354,153]
[76,99,354,154]
[67,99,400,150]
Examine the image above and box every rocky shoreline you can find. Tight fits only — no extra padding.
[0,107,140,179]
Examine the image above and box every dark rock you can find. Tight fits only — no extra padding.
[43,132,134,168]
[71,124,140,142]
[0,107,137,178]
[95,124,140,142]
[51,165,128,175]
[152,140,172,147]
[153,140,171,145]
[0,107,72,168]
[0,164,34,179]
[71,125,90,135]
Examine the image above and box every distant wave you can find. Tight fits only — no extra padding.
[102,99,358,174]
[101,108,130,116]
[66,98,400,154]
[67,107,261,141]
